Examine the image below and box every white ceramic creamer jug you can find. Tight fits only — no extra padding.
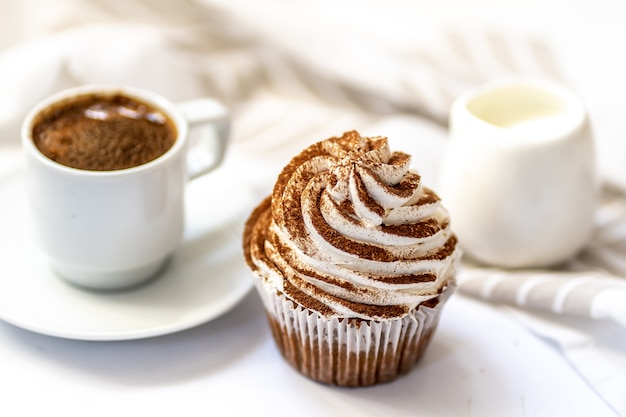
[439,78,598,268]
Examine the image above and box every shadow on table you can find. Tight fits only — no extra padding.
[273,296,538,417]
[1,289,268,386]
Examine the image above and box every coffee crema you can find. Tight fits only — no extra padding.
[32,93,177,171]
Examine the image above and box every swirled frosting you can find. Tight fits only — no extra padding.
[243,131,458,320]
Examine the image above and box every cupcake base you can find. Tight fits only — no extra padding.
[256,281,455,387]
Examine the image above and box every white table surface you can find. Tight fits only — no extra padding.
[0,273,620,417]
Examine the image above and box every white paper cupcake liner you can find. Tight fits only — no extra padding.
[255,280,455,387]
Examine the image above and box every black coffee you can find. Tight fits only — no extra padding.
[32,93,177,171]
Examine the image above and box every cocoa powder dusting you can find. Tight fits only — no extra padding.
[381,218,441,238]
[338,198,358,219]
[242,130,457,322]
[377,272,437,285]
[310,195,396,262]
[272,236,359,292]
[394,172,421,197]
[283,279,335,316]
[387,151,410,167]
[358,165,419,200]
[285,271,408,319]
[420,235,458,261]
[353,169,385,217]
[242,196,272,269]
[418,188,441,205]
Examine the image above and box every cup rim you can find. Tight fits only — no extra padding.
[21,84,188,177]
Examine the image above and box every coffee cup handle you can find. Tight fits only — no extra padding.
[176,98,230,180]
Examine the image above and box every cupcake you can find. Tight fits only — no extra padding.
[243,130,458,387]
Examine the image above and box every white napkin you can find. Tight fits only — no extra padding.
[459,269,626,326]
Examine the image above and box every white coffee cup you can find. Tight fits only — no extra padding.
[439,77,599,268]
[21,85,230,290]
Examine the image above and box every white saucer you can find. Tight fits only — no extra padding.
[0,150,256,341]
